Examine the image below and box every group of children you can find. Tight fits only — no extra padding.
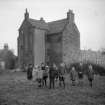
[27,63,48,87]
[27,63,66,88]
[70,64,94,87]
[26,62,95,89]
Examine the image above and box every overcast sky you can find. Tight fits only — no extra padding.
[0,0,105,55]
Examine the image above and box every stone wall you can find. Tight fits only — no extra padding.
[33,28,46,66]
[46,33,62,65]
[18,31,24,68]
[62,23,80,64]
[18,22,33,68]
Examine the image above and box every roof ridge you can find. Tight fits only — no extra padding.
[47,18,67,34]
[29,18,40,21]
[28,18,49,30]
[47,18,67,24]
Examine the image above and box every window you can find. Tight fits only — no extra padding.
[21,30,23,34]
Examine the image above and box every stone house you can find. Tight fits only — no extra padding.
[0,58,5,70]
[0,44,16,69]
[18,9,80,68]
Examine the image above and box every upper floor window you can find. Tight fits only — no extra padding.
[21,30,23,34]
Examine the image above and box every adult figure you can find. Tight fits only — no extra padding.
[87,64,94,87]
[58,62,66,88]
[70,67,77,86]
[40,62,47,87]
[42,65,49,87]
[27,64,33,80]
[49,64,56,89]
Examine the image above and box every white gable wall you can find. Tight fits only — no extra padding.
[33,28,45,66]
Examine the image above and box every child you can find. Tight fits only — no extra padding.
[87,65,94,87]
[70,67,77,86]
[27,64,33,80]
[37,66,43,87]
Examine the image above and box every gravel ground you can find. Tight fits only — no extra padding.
[0,70,105,105]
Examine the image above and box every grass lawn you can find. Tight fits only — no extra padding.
[0,70,105,105]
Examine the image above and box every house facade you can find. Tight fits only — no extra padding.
[18,9,80,68]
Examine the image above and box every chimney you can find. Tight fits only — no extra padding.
[24,8,29,20]
[40,17,45,22]
[67,9,74,23]
[4,43,9,50]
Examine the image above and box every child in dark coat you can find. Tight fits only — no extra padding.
[27,64,33,80]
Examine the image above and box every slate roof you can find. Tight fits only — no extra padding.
[20,17,79,35]
[47,19,67,34]
[28,18,49,30]
[27,18,68,34]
